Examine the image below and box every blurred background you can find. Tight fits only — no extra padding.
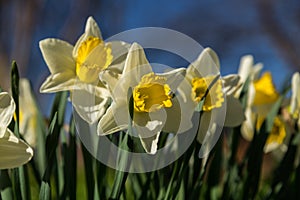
[0,0,299,115]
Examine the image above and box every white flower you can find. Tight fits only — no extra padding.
[0,92,33,169]
[39,16,129,124]
[238,59,286,153]
[179,47,245,143]
[98,43,194,154]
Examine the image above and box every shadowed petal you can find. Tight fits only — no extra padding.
[40,71,76,93]
[224,95,245,127]
[72,89,110,124]
[0,92,15,138]
[0,129,33,169]
[97,105,128,135]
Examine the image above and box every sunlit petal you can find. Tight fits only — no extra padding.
[39,38,75,74]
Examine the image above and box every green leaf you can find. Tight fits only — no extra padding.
[9,62,31,200]
[109,132,130,200]
[267,134,298,198]
[0,170,13,200]
[10,61,20,137]
[81,142,95,200]
[243,96,284,199]
[39,181,51,200]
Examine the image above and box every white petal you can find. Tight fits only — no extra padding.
[109,41,130,63]
[163,96,194,134]
[73,16,102,57]
[0,129,33,169]
[0,92,15,138]
[291,72,300,114]
[252,63,263,80]
[71,88,110,124]
[187,47,220,79]
[84,16,102,39]
[264,142,281,153]
[39,39,75,74]
[123,43,152,80]
[159,68,186,91]
[196,112,211,143]
[241,107,255,141]
[237,55,254,83]
[222,74,241,96]
[224,95,245,127]
[97,105,128,135]
[100,66,123,96]
[39,71,76,93]
[139,131,161,154]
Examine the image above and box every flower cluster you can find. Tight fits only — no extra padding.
[1,16,300,200]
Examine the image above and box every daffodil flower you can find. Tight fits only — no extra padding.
[98,43,193,154]
[256,116,286,153]
[290,72,300,129]
[179,48,245,144]
[241,70,286,153]
[39,16,129,124]
[0,92,33,169]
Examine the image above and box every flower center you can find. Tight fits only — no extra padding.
[256,116,286,146]
[76,36,113,83]
[266,117,286,146]
[133,73,173,112]
[253,72,279,105]
[191,76,224,111]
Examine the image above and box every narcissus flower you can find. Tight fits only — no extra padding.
[241,69,286,153]
[179,48,245,143]
[0,92,33,169]
[256,116,286,153]
[98,43,194,154]
[39,16,128,123]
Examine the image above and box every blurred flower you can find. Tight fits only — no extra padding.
[241,70,286,153]
[260,117,286,153]
[0,92,33,169]
[18,79,40,147]
[179,48,245,143]
[98,43,193,154]
[290,72,300,129]
[39,16,128,124]
[234,55,263,98]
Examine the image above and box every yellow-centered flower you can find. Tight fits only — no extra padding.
[75,36,112,83]
[241,68,286,152]
[98,43,193,154]
[39,16,129,124]
[0,92,33,169]
[179,47,245,144]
